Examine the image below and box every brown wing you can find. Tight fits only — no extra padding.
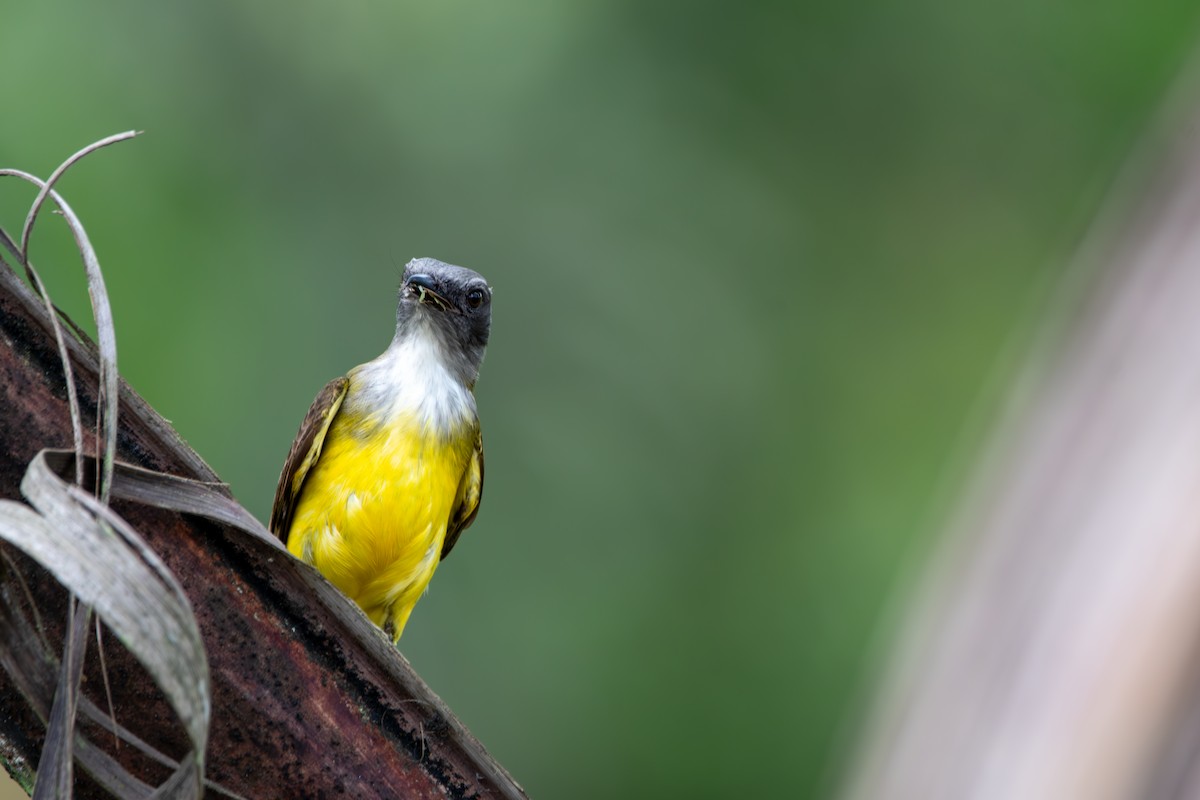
[441,429,484,559]
[269,376,350,542]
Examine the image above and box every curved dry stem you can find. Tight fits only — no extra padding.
[0,178,86,487]
[0,161,124,501]
[18,131,139,260]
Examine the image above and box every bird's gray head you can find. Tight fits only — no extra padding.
[395,257,492,385]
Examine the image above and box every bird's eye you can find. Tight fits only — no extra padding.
[466,287,487,309]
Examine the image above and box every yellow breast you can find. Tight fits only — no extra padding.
[286,400,476,636]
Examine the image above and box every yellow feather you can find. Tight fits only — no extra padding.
[286,400,476,641]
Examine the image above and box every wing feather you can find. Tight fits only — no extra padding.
[441,430,484,559]
[269,376,350,542]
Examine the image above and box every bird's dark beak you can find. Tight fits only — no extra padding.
[405,273,451,310]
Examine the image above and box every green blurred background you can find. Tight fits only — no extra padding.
[3,1,1200,798]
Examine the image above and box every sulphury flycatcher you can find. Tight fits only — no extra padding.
[270,257,491,642]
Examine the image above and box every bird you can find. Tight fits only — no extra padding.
[270,257,491,642]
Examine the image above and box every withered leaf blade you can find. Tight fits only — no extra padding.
[0,452,209,799]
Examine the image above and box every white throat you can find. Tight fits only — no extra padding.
[348,323,476,433]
